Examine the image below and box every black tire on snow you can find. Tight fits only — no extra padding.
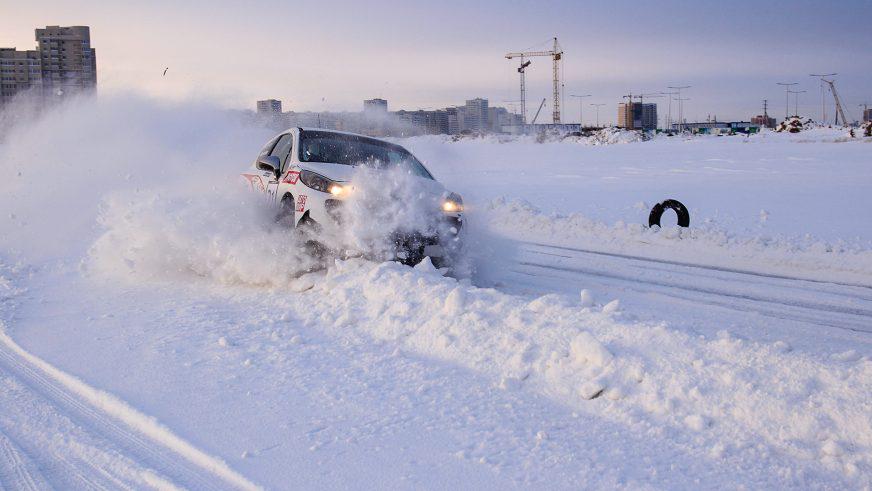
[648,199,690,228]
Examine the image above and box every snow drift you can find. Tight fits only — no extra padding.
[282,257,872,482]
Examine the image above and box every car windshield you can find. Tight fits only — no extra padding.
[299,130,433,179]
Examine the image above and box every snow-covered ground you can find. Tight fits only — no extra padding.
[1,95,871,489]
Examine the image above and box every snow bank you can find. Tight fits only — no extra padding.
[403,127,647,146]
[281,258,872,483]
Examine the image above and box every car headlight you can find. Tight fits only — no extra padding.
[300,170,345,195]
[328,183,346,196]
[442,193,463,213]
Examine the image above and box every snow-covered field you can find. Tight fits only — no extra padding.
[1,95,871,489]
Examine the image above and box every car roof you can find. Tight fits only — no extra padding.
[281,127,378,140]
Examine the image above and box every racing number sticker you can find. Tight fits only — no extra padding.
[282,170,300,184]
[295,194,307,212]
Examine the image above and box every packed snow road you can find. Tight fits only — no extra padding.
[507,241,872,335]
[1,96,871,489]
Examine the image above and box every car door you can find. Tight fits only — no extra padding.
[263,133,294,203]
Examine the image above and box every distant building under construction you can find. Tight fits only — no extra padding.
[751,114,776,128]
[618,102,657,130]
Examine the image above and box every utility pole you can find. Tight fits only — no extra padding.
[569,94,591,126]
[788,90,806,117]
[590,103,605,128]
[810,73,836,123]
[668,85,690,132]
[676,97,690,130]
[776,82,798,120]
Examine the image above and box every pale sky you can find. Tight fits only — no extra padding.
[2,0,870,123]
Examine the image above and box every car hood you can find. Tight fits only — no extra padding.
[298,162,448,197]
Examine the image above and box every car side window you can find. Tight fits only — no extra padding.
[257,135,281,161]
[269,134,294,172]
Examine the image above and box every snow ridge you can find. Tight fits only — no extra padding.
[283,258,872,485]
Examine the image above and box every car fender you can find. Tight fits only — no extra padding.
[240,172,265,192]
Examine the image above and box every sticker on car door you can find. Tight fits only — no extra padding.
[295,194,307,212]
[282,170,300,184]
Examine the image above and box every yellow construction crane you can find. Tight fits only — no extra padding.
[506,37,563,124]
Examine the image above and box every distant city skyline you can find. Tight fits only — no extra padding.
[1,0,870,123]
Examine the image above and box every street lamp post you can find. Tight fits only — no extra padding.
[676,97,690,129]
[661,91,678,131]
[668,85,691,132]
[788,89,806,117]
[776,82,798,120]
[590,103,605,128]
[569,94,591,127]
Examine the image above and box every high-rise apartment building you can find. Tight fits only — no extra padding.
[618,102,657,130]
[0,48,42,105]
[256,99,282,114]
[35,26,96,99]
[464,98,488,133]
[363,98,387,116]
[445,107,463,135]
[1,25,96,107]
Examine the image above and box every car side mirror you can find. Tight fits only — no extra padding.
[257,155,281,176]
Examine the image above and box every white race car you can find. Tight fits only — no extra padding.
[242,128,463,267]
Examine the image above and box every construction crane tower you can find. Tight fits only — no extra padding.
[516,59,532,124]
[506,37,564,124]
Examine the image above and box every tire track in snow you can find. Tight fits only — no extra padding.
[508,242,872,335]
[0,430,48,491]
[521,240,872,292]
[0,326,260,491]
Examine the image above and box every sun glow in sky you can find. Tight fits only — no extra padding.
[3,0,870,122]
